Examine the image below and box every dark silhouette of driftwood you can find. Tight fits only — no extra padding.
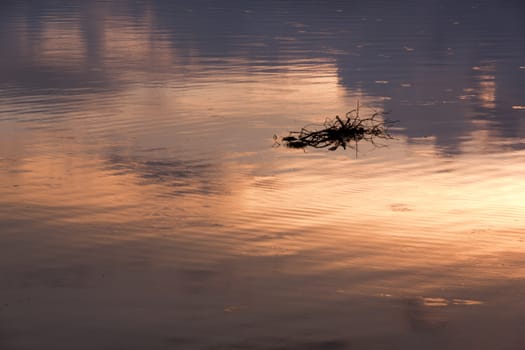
[275,104,397,152]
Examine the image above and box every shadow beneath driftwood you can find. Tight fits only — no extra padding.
[275,104,397,154]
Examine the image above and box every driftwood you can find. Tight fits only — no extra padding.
[275,104,396,152]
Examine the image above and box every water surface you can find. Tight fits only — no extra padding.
[1,1,525,349]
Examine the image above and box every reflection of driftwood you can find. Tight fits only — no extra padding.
[275,105,396,152]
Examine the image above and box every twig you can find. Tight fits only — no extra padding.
[276,104,397,152]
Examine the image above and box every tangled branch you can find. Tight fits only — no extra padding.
[275,105,397,152]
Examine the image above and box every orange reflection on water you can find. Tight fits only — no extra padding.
[473,62,497,109]
[3,2,525,348]
[1,5,524,324]
[233,141,525,288]
[102,12,176,72]
[39,20,86,65]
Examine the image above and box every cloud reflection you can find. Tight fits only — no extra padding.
[1,0,524,154]
[1,2,525,348]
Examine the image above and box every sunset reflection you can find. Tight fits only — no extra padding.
[1,1,525,349]
[474,62,497,110]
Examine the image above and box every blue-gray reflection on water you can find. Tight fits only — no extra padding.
[1,1,524,149]
[1,1,525,349]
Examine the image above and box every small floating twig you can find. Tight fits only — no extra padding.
[274,103,397,153]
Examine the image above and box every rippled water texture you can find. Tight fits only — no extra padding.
[1,1,525,349]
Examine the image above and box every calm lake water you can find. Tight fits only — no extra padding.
[1,1,525,349]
